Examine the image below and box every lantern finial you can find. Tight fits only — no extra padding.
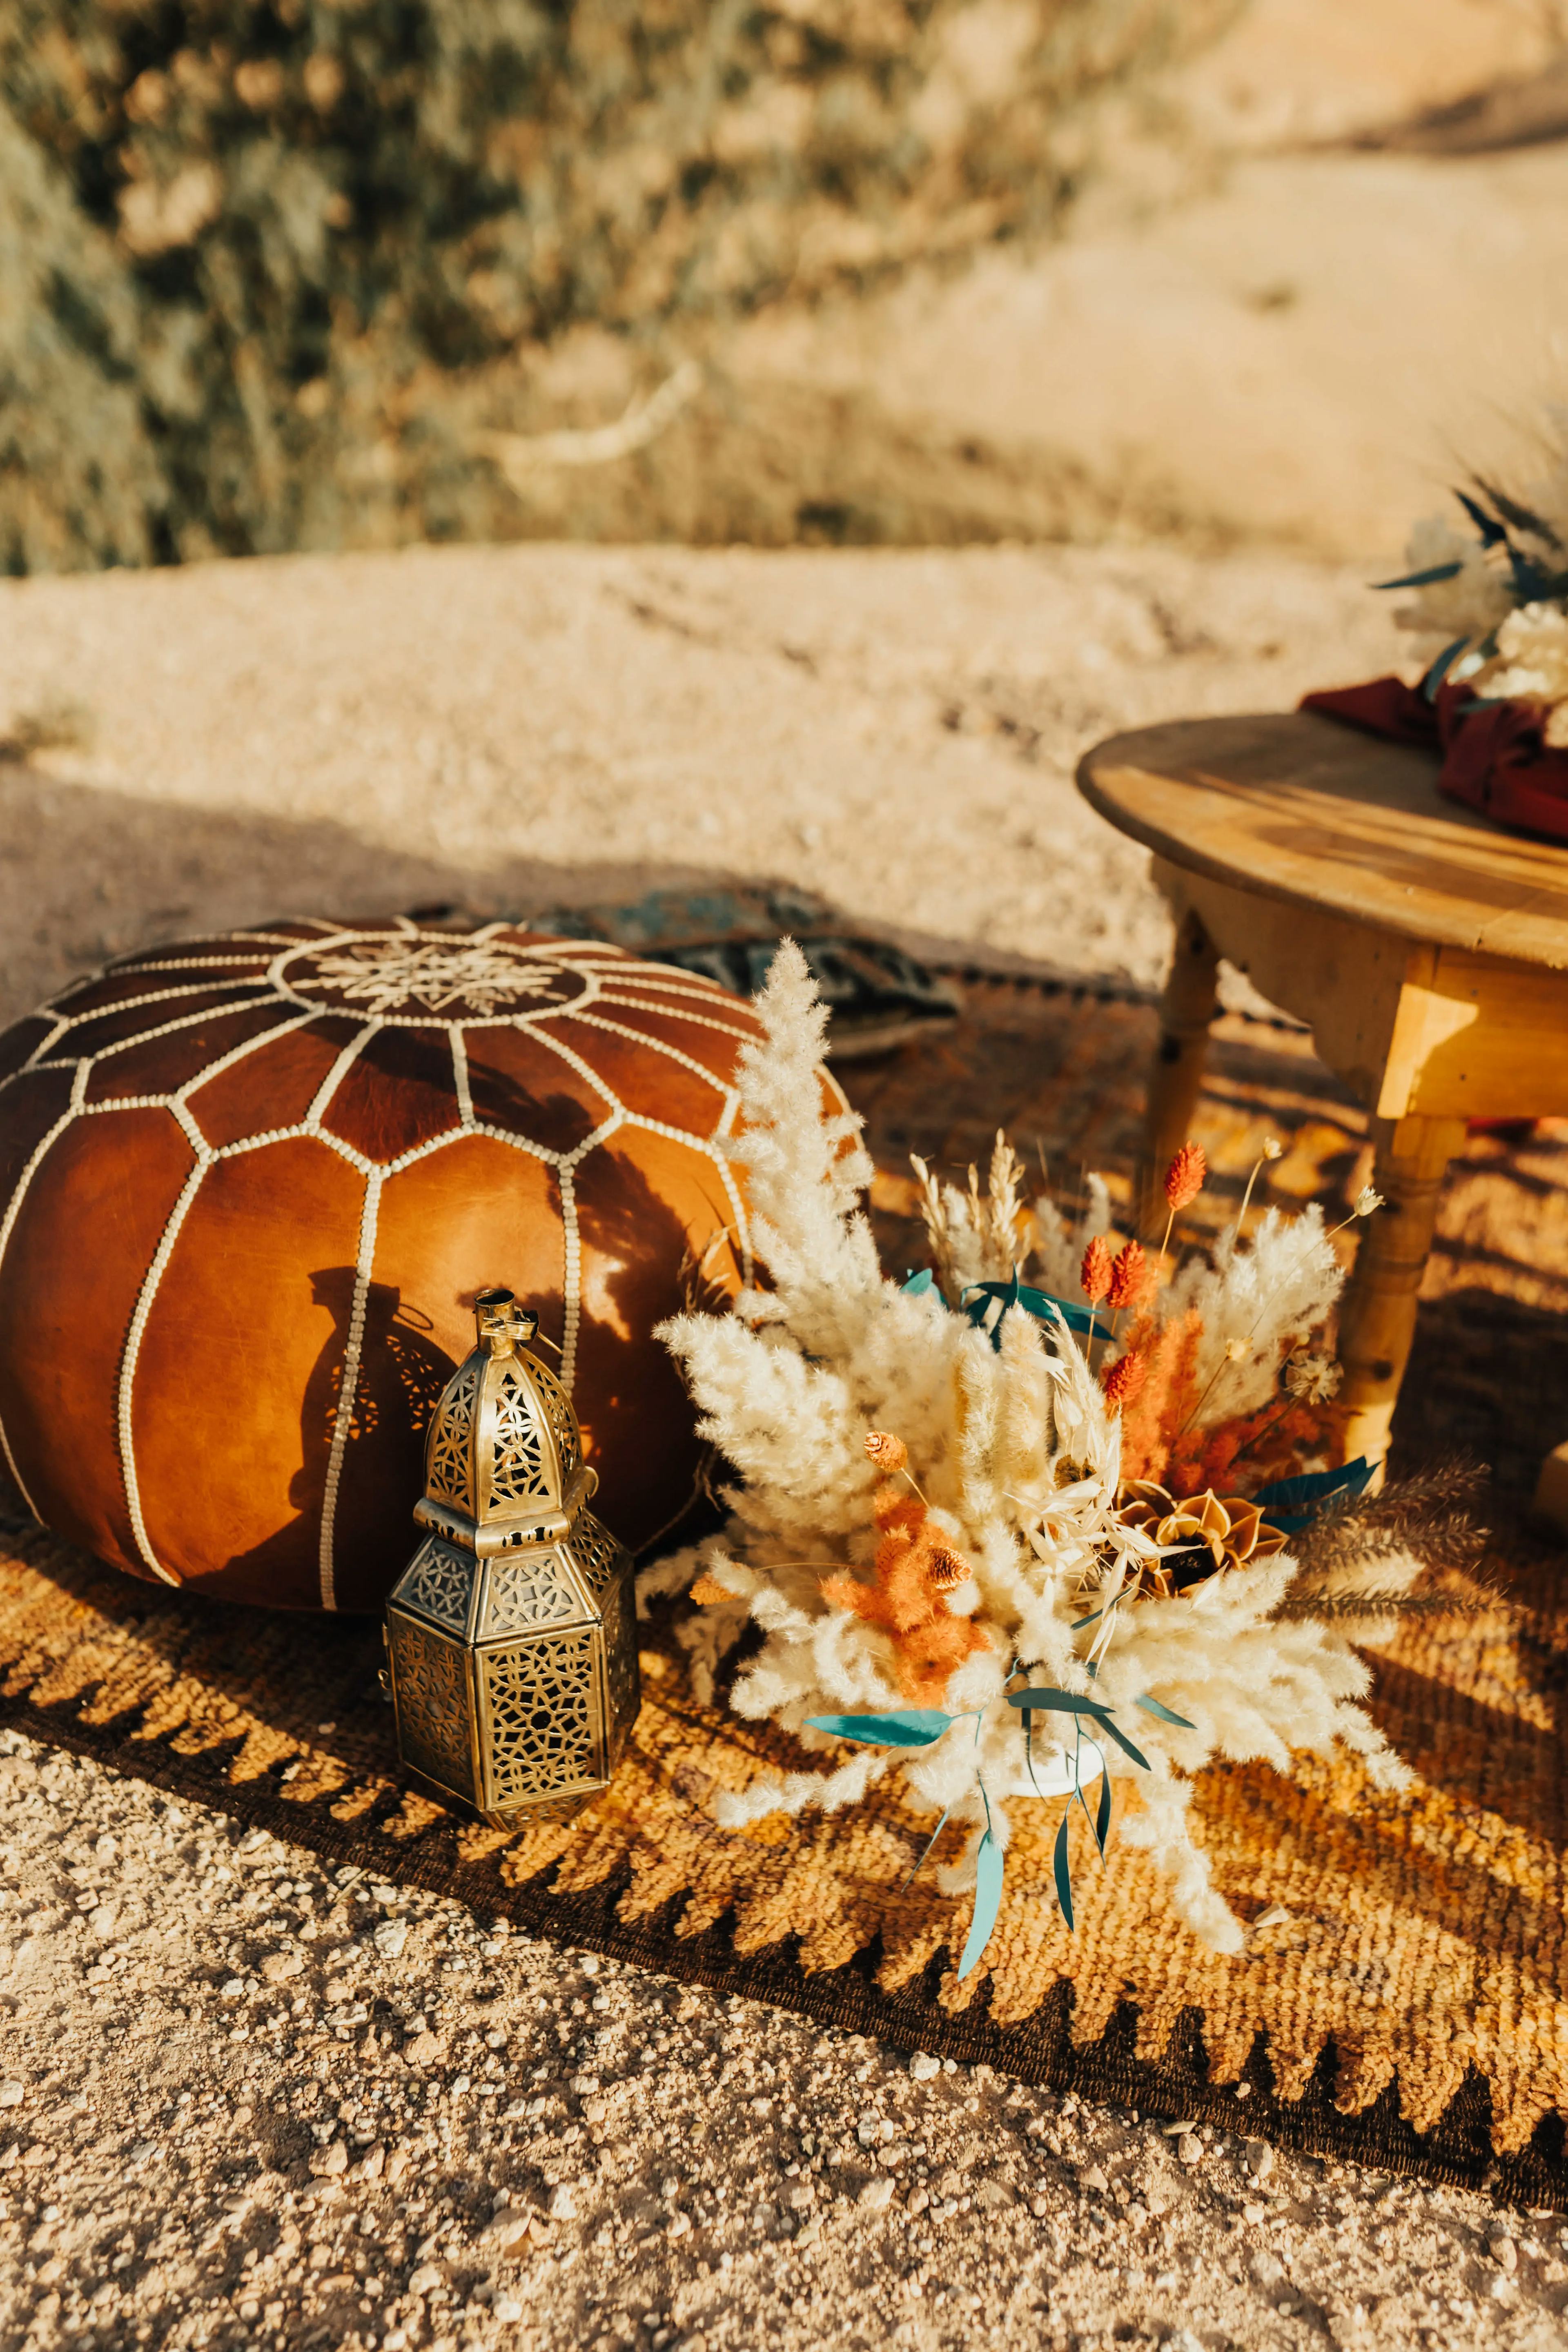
[474,1286,537,1356]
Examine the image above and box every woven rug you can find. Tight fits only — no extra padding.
[4,968,1568,2205]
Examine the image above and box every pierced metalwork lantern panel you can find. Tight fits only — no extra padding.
[383,1287,641,1828]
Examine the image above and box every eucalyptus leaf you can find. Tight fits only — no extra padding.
[805,1709,952,1748]
[1006,1687,1111,1721]
[1053,1811,1074,1931]
[1371,561,1463,590]
[1420,638,1468,702]
[1093,1760,1112,1857]
[901,1805,952,1891]
[958,1829,1006,1980]
[1134,1695,1197,1729]
[1455,488,1507,548]
[1507,551,1554,601]
[1023,1711,1047,1800]
[1473,473,1563,550]
[961,1279,1109,1344]
[1255,1458,1372,1524]
[1093,1716,1152,1773]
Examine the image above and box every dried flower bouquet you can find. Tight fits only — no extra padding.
[644,946,1481,1970]
[1384,422,1568,737]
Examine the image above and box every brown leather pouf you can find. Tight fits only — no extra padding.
[0,919,780,1610]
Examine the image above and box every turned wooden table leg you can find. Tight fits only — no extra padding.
[1336,1114,1466,1469]
[1140,906,1220,1237]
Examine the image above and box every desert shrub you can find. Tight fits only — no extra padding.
[0,0,1240,569]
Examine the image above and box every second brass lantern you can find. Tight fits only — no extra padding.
[383,1288,641,1827]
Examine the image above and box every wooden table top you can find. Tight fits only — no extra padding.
[1077,710,1568,972]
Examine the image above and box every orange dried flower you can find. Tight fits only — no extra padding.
[1163,1141,1207,1213]
[1103,1350,1147,1408]
[689,1573,734,1606]
[1195,1401,1325,1496]
[1080,1234,1113,1305]
[865,1430,908,1474]
[822,1487,989,1705]
[1107,1238,1147,1311]
[1116,1308,1203,1486]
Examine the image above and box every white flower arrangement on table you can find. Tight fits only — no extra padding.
[642,945,1484,1972]
[1385,424,1568,739]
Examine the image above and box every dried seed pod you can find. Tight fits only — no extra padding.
[924,1542,973,1592]
[865,1430,908,1474]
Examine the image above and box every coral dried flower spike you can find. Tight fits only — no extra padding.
[1080,1234,1113,1305]
[1103,1350,1147,1408]
[1163,1141,1206,1212]
[1156,1137,1206,1271]
[1107,1238,1146,1312]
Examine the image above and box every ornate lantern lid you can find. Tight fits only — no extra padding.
[414,1287,596,1557]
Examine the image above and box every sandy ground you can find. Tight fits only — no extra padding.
[0,535,1550,2350]
[733,137,1568,558]
[0,539,1405,1024]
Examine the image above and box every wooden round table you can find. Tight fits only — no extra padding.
[1076,709,1568,1476]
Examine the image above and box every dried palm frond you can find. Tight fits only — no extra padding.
[1276,1457,1491,1632]
[1281,1582,1492,1625]
[1290,1457,1488,1580]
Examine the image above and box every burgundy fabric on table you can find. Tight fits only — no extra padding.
[1300,675,1568,843]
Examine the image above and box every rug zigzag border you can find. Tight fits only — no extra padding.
[2,1685,1561,2214]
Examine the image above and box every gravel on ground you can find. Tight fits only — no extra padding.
[2,1729,1565,2352]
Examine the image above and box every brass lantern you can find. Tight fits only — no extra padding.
[383,1287,641,1827]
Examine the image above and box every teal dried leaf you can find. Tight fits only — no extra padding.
[805,1710,951,1747]
[962,1279,1109,1345]
[1507,551,1556,600]
[1455,488,1507,548]
[1134,1694,1197,1729]
[1472,473,1563,550]
[1092,1760,1112,1856]
[958,1829,1006,1980]
[1006,1686,1111,1721]
[902,1805,952,1891]
[1053,1811,1075,1931]
[1023,1711,1046,1798]
[1254,1458,1372,1533]
[901,1268,935,1297]
[1093,1715,1152,1772]
[1420,638,1469,701]
[1372,561,1463,589]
